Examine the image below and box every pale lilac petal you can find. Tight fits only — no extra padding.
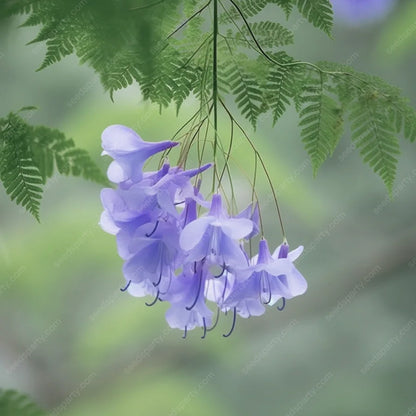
[180,217,211,251]
[102,125,143,154]
[220,218,254,240]
[288,245,303,262]
[107,160,128,183]
[99,210,120,235]
[236,299,265,318]
[128,281,157,298]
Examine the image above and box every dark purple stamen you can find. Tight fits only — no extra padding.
[220,276,228,302]
[182,326,188,339]
[159,274,172,296]
[186,273,202,311]
[207,307,220,332]
[120,280,131,292]
[277,297,286,311]
[146,221,159,237]
[223,307,237,338]
[201,318,207,339]
[214,263,226,278]
[145,290,160,307]
[153,270,163,287]
[260,274,272,304]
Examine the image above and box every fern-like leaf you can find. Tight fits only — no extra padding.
[0,112,106,220]
[263,53,299,123]
[225,56,263,128]
[240,21,294,48]
[295,0,333,35]
[349,94,400,192]
[221,0,269,22]
[299,74,344,173]
[0,389,45,416]
[0,116,43,220]
[270,0,295,18]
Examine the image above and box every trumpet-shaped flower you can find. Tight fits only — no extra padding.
[101,124,177,185]
[164,261,213,336]
[179,194,254,267]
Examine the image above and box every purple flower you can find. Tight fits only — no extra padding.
[99,124,308,337]
[99,163,211,235]
[164,261,213,336]
[101,124,177,185]
[223,239,307,314]
[237,202,260,240]
[269,241,308,304]
[331,0,396,25]
[122,221,180,297]
[179,194,254,267]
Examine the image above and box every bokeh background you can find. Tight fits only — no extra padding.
[1,0,415,415]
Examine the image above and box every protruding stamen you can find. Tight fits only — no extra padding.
[153,270,163,287]
[201,318,207,339]
[146,221,159,237]
[214,263,226,278]
[120,280,131,292]
[220,276,228,303]
[186,273,202,311]
[158,274,172,296]
[277,297,286,311]
[223,307,237,338]
[207,307,220,332]
[260,273,272,304]
[182,326,188,339]
[145,290,160,307]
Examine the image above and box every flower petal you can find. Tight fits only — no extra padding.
[180,217,211,251]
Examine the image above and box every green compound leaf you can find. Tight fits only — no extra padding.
[299,72,343,174]
[1,1,415,194]
[224,55,263,128]
[0,389,45,416]
[240,21,294,49]
[295,0,333,36]
[263,53,300,124]
[350,93,400,192]
[0,112,106,220]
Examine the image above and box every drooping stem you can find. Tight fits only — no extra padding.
[212,0,219,192]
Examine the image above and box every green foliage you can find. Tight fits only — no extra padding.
[315,61,416,190]
[298,71,343,174]
[295,0,333,35]
[0,389,45,416]
[239,21,294,48]
[1,0,416,195]
[0,111,106,220]
[263,52,300,123]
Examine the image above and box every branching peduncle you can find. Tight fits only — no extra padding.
[219,98,285,239]
[212,0,219,193]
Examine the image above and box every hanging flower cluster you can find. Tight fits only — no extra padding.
[100,125,307,337]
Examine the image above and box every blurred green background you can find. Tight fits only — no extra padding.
[1,1,416,415]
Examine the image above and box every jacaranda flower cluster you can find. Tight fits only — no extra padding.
[100,125,307,337]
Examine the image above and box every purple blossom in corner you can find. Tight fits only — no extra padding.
[331,0,396,25]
